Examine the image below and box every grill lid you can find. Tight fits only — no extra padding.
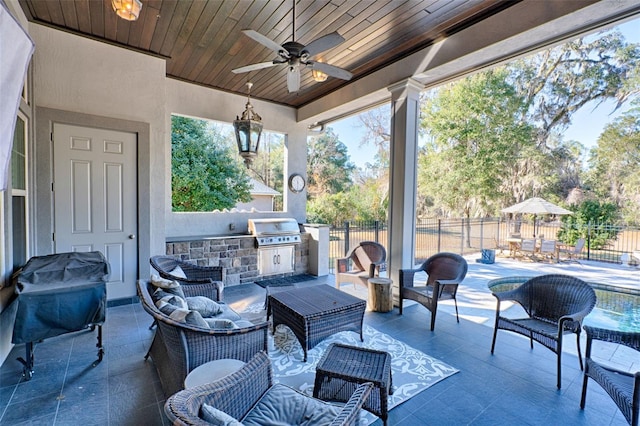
[248,218,300,236]
[248,218,301,246]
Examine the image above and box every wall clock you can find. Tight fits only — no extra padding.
[288,173,306,193]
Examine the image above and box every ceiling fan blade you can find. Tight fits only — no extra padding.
[287,66,301,93]
[303,32,345,57]
[232,61,278,74]
[242,30,289,58]
[309,61,353,80]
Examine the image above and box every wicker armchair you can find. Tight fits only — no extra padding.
[490,274,597,389]
[335,241,386,289]
[165,351,373,426]
[580,326,640,426]
[399,252,468,331]
[137,280,268,397]
[150,255,224,301]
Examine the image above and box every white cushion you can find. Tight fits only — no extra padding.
[242,383,341,426]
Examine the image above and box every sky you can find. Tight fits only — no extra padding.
[330,17,640,169]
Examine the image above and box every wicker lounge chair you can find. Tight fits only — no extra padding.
[335,241,386,289]
[164,351,373,426]
[580,325,640,426]
[137,280,268,397]
[490,274,597,389]
[150,255,224,301]
[399,252,468,331]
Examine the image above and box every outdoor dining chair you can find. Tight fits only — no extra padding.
[539,239,557,262]
[559,238,586,263]
[519,238,537,260]
[580,325,640,426]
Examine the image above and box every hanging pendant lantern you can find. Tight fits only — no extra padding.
[233,82,263,167]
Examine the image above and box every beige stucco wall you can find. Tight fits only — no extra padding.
[26,19,310,287]
[165,78,308,238]
[28,24,164,298]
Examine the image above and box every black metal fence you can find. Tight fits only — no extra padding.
[327,218,640,273]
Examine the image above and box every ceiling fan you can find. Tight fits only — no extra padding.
[231,1,353,93]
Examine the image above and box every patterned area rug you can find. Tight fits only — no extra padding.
[254,274,317,288]
[268,323,459,425]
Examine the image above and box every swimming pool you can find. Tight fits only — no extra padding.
[584,284,639,332]
[487,277,640,333]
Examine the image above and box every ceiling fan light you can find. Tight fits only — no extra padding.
[112,0,142,21]
[312,69,328,82]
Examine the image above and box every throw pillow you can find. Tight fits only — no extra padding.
[187,296,222,317]
[201,404,244,426]
[170,265,187,279]
[153,286,186,302]
[150,274,180,289]
[156,294,187,310]
[205,318,237,329]
[156,300,182,316]
[156,301,209,328]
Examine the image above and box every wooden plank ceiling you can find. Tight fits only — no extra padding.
[18,0,515,108]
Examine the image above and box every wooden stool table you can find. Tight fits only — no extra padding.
[367,277,393,312]
[313,343,392,426]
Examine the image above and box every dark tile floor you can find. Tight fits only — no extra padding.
[0,275,629,425]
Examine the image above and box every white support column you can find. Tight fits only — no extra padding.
[387,79,424,303]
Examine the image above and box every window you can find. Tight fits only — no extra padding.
[11,113,28,269]
[170,114,284,212]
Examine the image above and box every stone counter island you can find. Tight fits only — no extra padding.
[165,233,311,286]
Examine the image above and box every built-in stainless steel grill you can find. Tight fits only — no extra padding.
[248,218,302,247]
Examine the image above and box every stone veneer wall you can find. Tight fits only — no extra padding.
[165,234,310,286]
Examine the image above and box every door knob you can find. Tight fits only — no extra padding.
[128,234,136,239]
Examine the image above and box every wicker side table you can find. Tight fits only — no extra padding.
[313,343,392,426]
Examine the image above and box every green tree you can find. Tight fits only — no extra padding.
[171,116,252,212]
[307,129,355,196]
[306,192,359,225]
[416,29,640,221]
[510,30,640,146]
[557,200,620,248]
[586,106,640,224]
[419,69,539,218]
[358,106,391,172]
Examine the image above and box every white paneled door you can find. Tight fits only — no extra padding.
[53,123,137,300]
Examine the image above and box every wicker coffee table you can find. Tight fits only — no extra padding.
[313,343,393,425]
[268,285,366,362]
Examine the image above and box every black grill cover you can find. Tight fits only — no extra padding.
[13,251,110,344]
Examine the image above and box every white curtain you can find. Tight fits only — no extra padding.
[0,0,34,191]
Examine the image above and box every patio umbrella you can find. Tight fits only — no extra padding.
[501,197,573,237]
